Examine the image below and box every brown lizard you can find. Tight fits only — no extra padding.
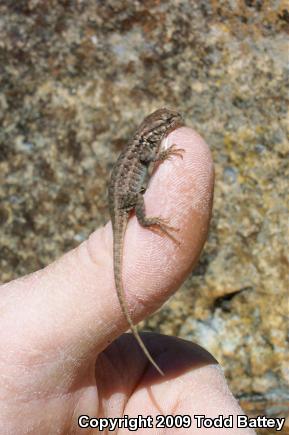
[108,108,184,375]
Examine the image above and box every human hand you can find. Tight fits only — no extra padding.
[0,127,254,433]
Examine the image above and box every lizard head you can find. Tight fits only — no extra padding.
[137,108,184,140]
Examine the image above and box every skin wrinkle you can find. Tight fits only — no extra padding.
[169,129,214,214]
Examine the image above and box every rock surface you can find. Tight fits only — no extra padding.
[0,1,288,431]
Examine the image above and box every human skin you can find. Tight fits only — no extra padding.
[0,127,255,434]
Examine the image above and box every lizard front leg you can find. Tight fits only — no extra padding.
[140,143,184,165]
[135,193,179,244]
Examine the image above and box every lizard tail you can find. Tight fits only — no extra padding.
[113,224,164,376]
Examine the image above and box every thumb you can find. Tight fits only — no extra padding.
[0,127,214,371]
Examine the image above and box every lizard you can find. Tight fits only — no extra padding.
[108,108,184,375]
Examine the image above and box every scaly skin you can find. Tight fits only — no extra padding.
[108,108,184,375]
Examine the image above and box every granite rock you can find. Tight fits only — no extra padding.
[0,1,288,430]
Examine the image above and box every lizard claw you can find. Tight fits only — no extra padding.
[147,217,180,245]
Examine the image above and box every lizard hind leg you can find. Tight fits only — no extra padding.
[155,143,185,162]
[135,194,180,245]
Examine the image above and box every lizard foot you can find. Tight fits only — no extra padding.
[145,217,180,245]
[158,144,185,162]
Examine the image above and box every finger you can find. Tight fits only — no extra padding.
[0,127,214,366]
[96,335,254,434]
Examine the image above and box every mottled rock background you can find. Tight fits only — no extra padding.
[0,1,288,432]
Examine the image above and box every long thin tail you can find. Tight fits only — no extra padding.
[113,222,164,376]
